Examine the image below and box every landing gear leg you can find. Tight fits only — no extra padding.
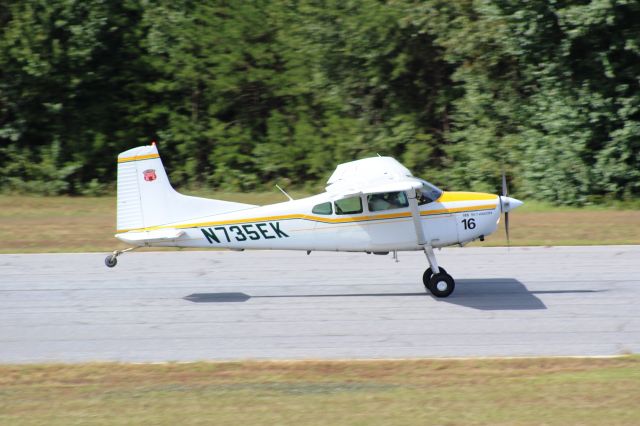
[422,246,455,298]
[105,247,136,268]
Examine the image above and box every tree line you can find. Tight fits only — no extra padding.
[1,0,638,204]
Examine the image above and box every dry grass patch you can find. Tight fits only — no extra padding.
[474,209,640,246]
[0,357,638,425]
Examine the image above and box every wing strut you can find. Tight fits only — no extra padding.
[408,189,426,246]
[409,189,442,274]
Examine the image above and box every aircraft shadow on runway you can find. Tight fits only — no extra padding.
[183,279,603,311]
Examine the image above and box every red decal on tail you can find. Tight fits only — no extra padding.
[143,169,157,182]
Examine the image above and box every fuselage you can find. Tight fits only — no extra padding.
[117,191,504,251]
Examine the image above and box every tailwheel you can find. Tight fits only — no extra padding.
[422,267,447,290]
[104,247,136,268]
[428,272,455,298]
[105,254,117,268]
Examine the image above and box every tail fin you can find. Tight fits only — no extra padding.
[116,144,256,232]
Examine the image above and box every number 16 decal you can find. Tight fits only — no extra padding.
[462,218,476,230]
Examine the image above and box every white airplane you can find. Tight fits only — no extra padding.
[106,143,523,297]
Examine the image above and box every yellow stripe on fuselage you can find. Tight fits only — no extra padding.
[420,203,497,216]
[436,191,498,202]
[117,153,160,163]
[115,198,498,234]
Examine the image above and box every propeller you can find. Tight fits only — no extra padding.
[498,171,524,247]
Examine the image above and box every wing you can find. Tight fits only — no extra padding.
[326,156,421,196]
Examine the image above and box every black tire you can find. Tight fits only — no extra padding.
[428,273,455,298]
[422,267,447,290]
[105,255,117,268]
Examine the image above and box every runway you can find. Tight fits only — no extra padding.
[1,246,639,363]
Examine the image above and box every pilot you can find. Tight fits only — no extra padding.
[371,192,406,211]
[416,189,429,205]
[386,192,404,207]
[369,193,391,211]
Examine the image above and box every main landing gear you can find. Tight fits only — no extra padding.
[422,246,455,298]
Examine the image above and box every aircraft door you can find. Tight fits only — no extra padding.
[365,191,417,250]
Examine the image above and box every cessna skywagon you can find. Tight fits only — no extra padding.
[106,143,523,297]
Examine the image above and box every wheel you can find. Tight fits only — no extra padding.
[105,255,117,268]
[422,267,447,290]
[428,273,455,298]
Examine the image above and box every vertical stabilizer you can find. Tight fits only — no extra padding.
[116,144,256,232]
[117,146,155,231]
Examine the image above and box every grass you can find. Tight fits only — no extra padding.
[0,194,639,253]
[0,357,638,425]
[474,205,640,247]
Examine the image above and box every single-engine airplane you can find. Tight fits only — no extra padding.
[106,144,523,297]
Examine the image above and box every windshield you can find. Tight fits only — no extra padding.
[417,179,443,205]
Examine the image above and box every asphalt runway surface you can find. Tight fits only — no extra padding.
[1,246,639,363]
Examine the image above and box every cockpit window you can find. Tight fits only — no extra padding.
[417,179,443,205]
[312,202,333,215]
[334,196,363,215]
[367,191,409,212]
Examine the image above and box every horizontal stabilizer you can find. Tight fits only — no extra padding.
[115,228,185,245]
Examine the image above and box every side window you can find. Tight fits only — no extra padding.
[312,202,332,215]
[367,191,409,212]
[334,196,363,215]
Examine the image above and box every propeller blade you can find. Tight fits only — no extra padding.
[505,211,510,247]
[501,171,508,197]
[501,170,510,247]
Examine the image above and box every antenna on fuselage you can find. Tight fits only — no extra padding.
[275,184,294,201]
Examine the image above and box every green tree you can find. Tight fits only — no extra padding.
[0,0,150,194]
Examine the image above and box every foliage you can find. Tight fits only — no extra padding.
[1,0,638,204]
[0,141,81,195]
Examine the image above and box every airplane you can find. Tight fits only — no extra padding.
[106,143,523,297]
